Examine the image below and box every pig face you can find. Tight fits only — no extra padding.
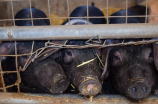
[21,54,70,94]
[102,43,157,100]
[0,41,69,93]
[61,6,106,95]
[60,40,102,96]
[60,5,106,96]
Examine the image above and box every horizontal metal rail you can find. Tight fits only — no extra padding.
[0,93,158,104]
[0,23,158,41]
[0,0,26,2]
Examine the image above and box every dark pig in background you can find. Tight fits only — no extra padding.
[101,7,158,101]
[62,4,106,25]
[60,5,106,96]
[15,7,50,26]
[128,5,149,23]
[109,5,148,24]
[0,8,69,93]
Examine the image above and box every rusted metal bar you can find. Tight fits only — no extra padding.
[125,0,128,24]
[106,0,109,24]
[47,0,51,24]
[0,0,25,2]
[0,93,158,104]
[67,0,70,25]
[145,0,148,23]
[86,0,89,24]
[10,0,15,26]
[0,23,158,40]
[29,0,33,26]
[2,15,158,22]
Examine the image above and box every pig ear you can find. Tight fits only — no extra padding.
[101,47,112,80]
[153,41,158,70]
[100,39,121,80]
[38,40,66,61]
[0,42,15,60]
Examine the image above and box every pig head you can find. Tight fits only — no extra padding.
[101,39,158,100]
[60,4,106,96]
[0,41,69,93]
[58,40,103,96]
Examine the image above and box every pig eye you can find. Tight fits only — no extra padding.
[66,51,72,56]
[114,55,120,60]
[149,52,153,57]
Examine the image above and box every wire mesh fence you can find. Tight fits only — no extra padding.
[1,0,158,26]
[0,0,158,101]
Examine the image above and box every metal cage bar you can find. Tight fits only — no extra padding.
[145,0,148,23]
[29,0,33,26]
[48,0,51,25]
[0,23,158,41]
[0,93,158,104]
[67,0,70,25]
[106,0,109,24]
[125,0,128,24]
[10,0,15,26]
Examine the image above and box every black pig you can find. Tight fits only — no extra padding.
[62,5,106,25]
[0,41,70,93]
[128,5,149,23]
[59,41,103,96]
[109,10,142,24]
[109,5,149,24]
[102,40,158,100]
[15,7,50,26]
[59,5,106,96]
[101,8,157,100]
[0,8,69,93]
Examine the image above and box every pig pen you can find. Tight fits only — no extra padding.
[0,0,158,103]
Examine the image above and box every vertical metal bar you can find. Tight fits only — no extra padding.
[125,0,128,24]
[48,0,52,25]
[67,0,70,25]
[0,61,6,92]
[11,0,15,26]
[145,0,148,23]
[106,0,109,24]
[86,0,89,25]
[29,0,33,26]
[15,41,21,92]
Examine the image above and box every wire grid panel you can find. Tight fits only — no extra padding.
[0,0,157,93]
[0,0,155,26]
[0,0,157,40]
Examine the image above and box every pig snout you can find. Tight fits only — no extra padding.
[127,81,151,100]
[78,79,102,96]
[50,74,70,93]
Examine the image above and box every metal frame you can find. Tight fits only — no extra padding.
[0,93,158,104]
[1,0,158,25]
[0,0,158,103]
[0,23,158,41]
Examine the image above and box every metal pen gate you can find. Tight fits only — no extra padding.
[0,0,158,103]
